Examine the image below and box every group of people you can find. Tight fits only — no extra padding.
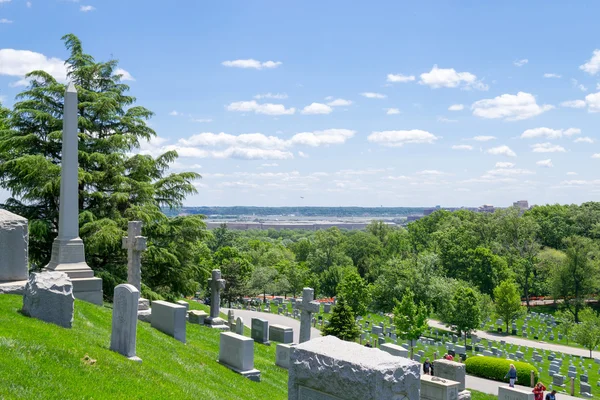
[506,364,558,400]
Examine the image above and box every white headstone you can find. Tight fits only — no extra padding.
[218,332,261,381]
[433,359,466,391]
[235,316,244,335]
[251,317,270,345]
[380,343,409,358]
[498,387,534,400]
[44,82,103,305]
[269,324,294,344]
[22,271,74,328]
[297,287,320,343]
[0,210,28,283]
[151,300,186,343]
[421,375,460,400]
[121,221,148,310]
[110,284,141,362]
[276,343,294,369]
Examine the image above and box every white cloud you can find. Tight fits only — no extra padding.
[26,1,31,7]
[254,93,288,100]
[80,5,95,12]
[513,59,528,67]
[585,92,600,112]
[298,151,309,158]
[574,137,594,143]
[387,73,415,83]
[473,135,496,142]
[560,100,586,109]
[531,143,566,153]
[114,68,134,81]
[386,108,400,115]
[222,59,282,70]
[520,127,580,139]
[326,98,352,107]
[437,116,457,123]
[451,145,473,151]
[486,145,517,157]
[169,110,180,116]
[495,162,515,168]
[180,132,287,149]
[0,94,5,103]
[367,130,439,147]
[448,104,464,111]
[486,168,534,176]
[0,18,12,23]
[288,129,355,147]
[417,170,447,176]
[261,163,278,167]
[226,100,295,115]
[419,65,488,90]
[593,153,600,159]
[543,73,561,78]
[580,49,600,75]
[191,118,213,123]
[301,102,333,115]
[567,172,578,176]
[0,49,67,83]
[471,92,553,121]
[361,92,386,99]
[536,159,553,168]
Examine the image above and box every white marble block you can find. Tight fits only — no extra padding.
[433,359,467,391]
[270,324,294,344]
[276,343,294,369]
[421,375,460,400]
[188,310,208,325]
[289,335,421,400]
[0,210,28,282]
[251,317,270,345]
[380,343,409,358]
[218,332,261,381]
[498,386,534,400]
[22,271,74,328]
[151,300,186,343]
[110,284,141,362]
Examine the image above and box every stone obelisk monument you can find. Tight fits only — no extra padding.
[45,82,103,305]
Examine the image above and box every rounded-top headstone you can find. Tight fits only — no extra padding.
[0,209,28,282]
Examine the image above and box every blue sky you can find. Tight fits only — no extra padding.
[1,1,600,207]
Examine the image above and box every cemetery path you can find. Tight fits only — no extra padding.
[466,376,580,400]
[222,309,322,344]
[428,320,600,359]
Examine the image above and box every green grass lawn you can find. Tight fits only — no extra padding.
[0,295,498,400]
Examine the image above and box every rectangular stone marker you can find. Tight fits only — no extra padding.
[289,336,420,400]
[421,374,460,400]
[581,382,592,395]
[372,325,383,335]
[188,310,207,324]
[433,359,466,391]
[251,317,270,345]
[276,343,294,369]
[0,210,28,283]
[380,343,409,358]
[324,303,331,313]
[270,324,293,344]
[498,387,534,400]
[553,375,565,387]
[235,316,244,335]
[110,284,141,362]
[151,300,186,343]
[218,332,261,381]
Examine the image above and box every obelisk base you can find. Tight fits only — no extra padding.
[205,316,229,330]
[45,238,103,305]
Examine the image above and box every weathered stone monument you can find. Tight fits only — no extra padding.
[235,316,244,335]
[122,221,148,314]
[269,324,294,344]
[289,335,421,400]
[228,309,235,331]
[110,284,141,362]
[498,386,534,400]
[0,210,28,294]
[22,271,74,328]
[44,83,103,305]
[151,300,186,343]
[433,359,467,391]
[421,375,460,400]
[205,269,228,330]
[251,317,270,345]
[188,309,208,325]
[380,342,409,358]
[276,343,295,369]
[218,332,261,381]
[297,287,320,343]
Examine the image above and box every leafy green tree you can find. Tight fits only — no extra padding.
[535,248,567,298]
[555,310,575,345]
[249,265,279,302]
[493,280,524,333]
[209,223,235,252]
[343,231,382,280]
[322,297,360,341]
[0,34,202,300]
[393,289,429,359]
[307,227,351,273]
[465,247,510,296]
[478,293,494,325]
[336,271,372,316]
[366,220,391,245]
[448,287,481,348]
[286,262,310,297]
[573,308,600,358]
[551,236,599,322]
[213,247,252,307]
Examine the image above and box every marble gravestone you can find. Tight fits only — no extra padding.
[498,387,534,400]
[218,332,261,382]
[288,335,421,400]
[251,317,270,345]
[22,271,74,328]
[380,343,409,358]
[205,269,228,330]
[421,375,460,400]
[0,210,28,294]
[297,287,320,343]
[121,221,148,312]
[228,309,236,332]
[433,359,467,392]
[276,343,295,369]
[235,316,245,335]
[151,300,186,343]
[44,83,103,305]
[110,284,141,362]
[269,324,294,344]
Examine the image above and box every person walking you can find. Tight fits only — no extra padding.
[423,358,432,375]
[533,382,546,400]
[504,364,517,388]
[545,389,557,400]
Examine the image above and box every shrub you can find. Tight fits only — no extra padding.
[465,356,538,387]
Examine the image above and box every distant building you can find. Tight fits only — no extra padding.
[406,215,422,222]
[513,200,529,211]
[479,204,495,213]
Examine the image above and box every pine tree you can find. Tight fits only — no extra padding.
[322,297,361,341]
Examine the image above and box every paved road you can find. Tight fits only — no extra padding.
[429,319,600,359]
[222,308,322,344]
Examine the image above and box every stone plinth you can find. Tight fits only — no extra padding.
[276,343,294,369]
[270,324,293,344]
[421,375,460,400]
[151,300,186,343]
[380,343,409,358]
[289,335,421,400]
[218,332,261,382]
[110,284,141,362]
[498,386,534,400]
[251,317,270,345]
[0,210,28,283]
[188,310,208,325]
[433,359,466,391]
[22,271,74,328]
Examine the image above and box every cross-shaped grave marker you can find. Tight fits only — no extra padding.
[206,269,228,329]
[297,287,320,343]
[122,221,147,310]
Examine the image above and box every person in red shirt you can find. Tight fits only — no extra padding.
[533,382,546,400]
